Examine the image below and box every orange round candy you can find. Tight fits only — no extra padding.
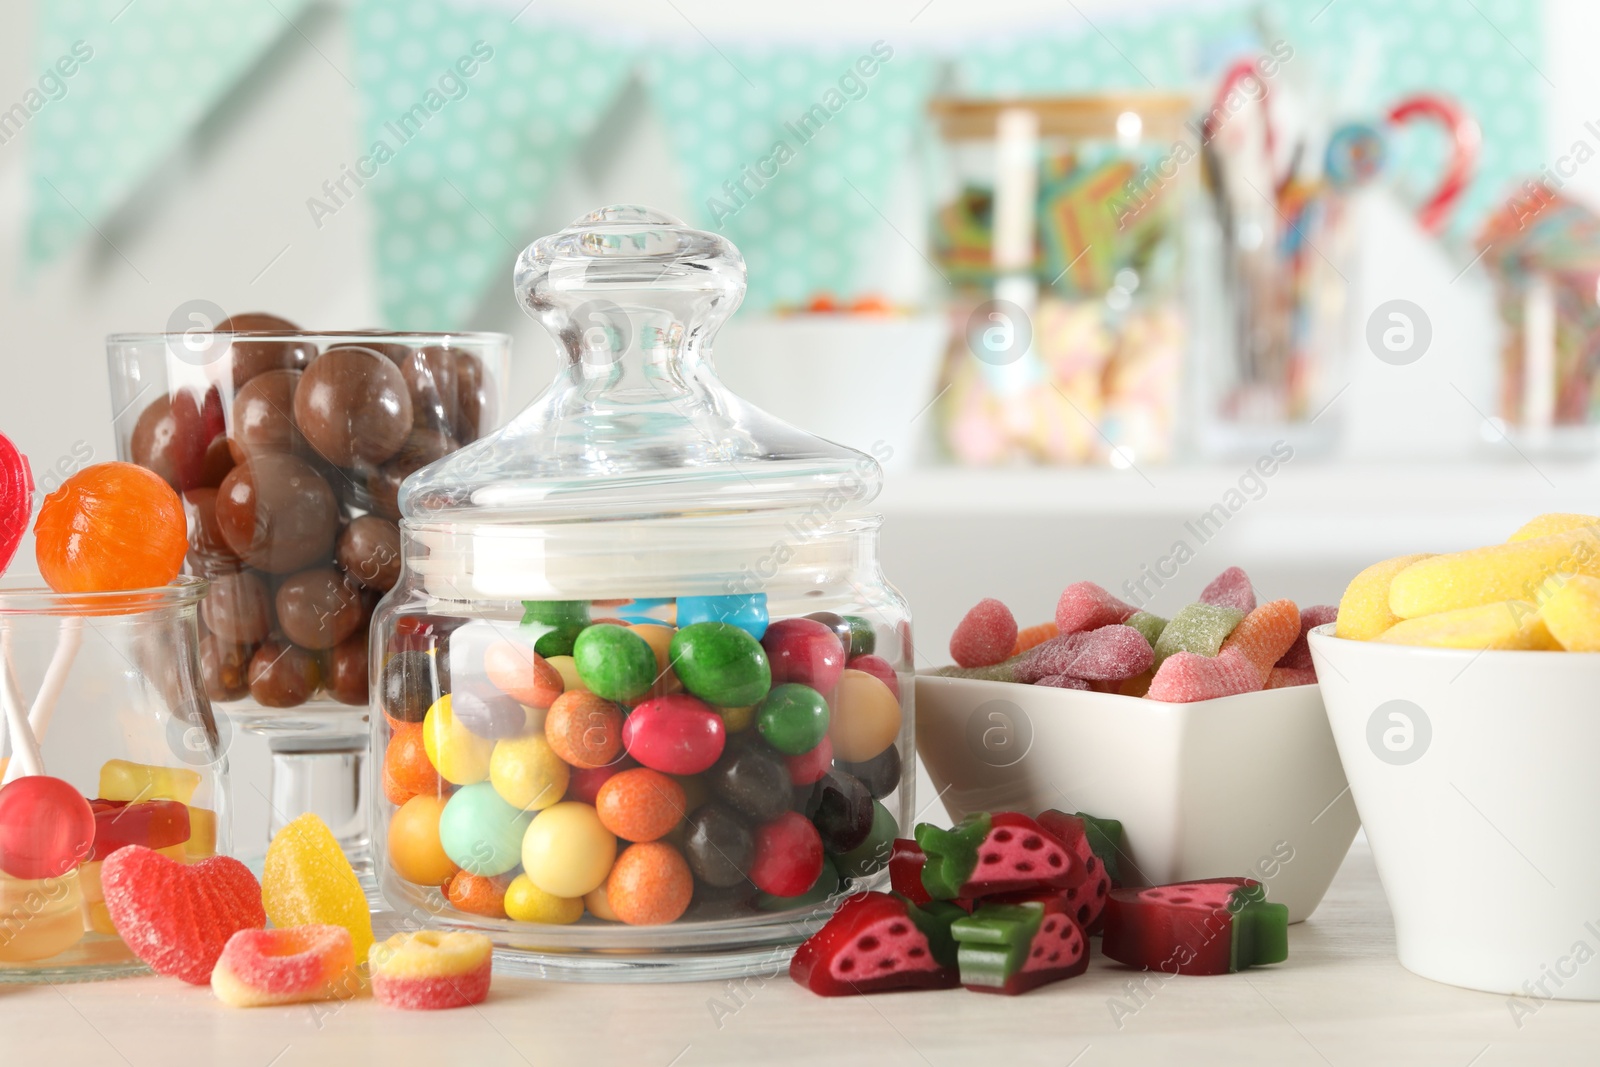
[445,869,511,918]
[596,769,685,843]
[606,841,693,925]
[384,724,442,804]
[388,794,458,885]
[35,462,187,593]
[544,690,623,770]
[483,640,564,709]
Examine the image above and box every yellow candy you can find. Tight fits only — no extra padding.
[98,760,200,804]
[545,655,585,693]
[263,813,375,963]
[1389,530,1600,619]
[504,873,583,924]
[0,870,85,962]
[185,807,218,861]
[584,883,620,922]
[521,801,616,898]
[827,669,902,763]
[423,695,493,785]
[1538,575,1600,651]
[1335,553,1434,640]
[717,704,755,733]
[369,930,491,981]
[1374,601,1555,650]
[489,733,570,811]
[1508,513,1600,542]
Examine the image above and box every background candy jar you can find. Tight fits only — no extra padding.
[105,326,509,888]
[369,207,914,980]
[0,576,229,981]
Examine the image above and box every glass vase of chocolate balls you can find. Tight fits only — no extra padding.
[107,321,509,886]
[369,209,913,980]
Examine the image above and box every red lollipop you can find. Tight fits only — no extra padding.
[0,775,95,879]
[0,432,33,578]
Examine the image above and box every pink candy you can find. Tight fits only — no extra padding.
[1054,582,1136,635]
[1199,567,1256,614]
[1267,666,1318,689]
[1146,647,1262,703]
[1015,626,1152,684]
[1036,673,1091,690]
[950,598,1018,668]
[1276,605,1337,669]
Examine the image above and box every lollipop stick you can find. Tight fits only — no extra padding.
[0,625,43,784]
[27,616,82,744]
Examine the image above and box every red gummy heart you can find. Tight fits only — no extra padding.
[101,846,266,985]
[0,433,33,578]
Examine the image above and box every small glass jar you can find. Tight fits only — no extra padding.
[370,207,913,980]
[927,94,1194,467]
[0,577,228,982]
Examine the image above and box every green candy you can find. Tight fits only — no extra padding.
[1075,811,1125,885]
[755,856,841,911]
[521,600,590,627]
[1125,611,1169,648]
[531,622,583,658]
[573,624,658,702]
[844,615,875,657]
[669,622,771,707]
[1151,603,1244,667]
[914,812,991,899]
[835,799,898,878]
[905,898,965,968]
[755,684,830,755]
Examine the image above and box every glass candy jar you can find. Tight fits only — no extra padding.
[0,578,229,981]
[370,208,913,980]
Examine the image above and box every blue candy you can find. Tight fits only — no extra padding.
[676,594,769,640]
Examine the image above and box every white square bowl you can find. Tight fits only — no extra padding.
[914,673,1359,922]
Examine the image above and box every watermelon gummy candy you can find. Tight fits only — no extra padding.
[1055,582,1136,634]
[211,925,358,1008]
[1101,877,1288,976]
[1276,604,1337,669]
[915,812,1078,900]
[889,838,931,906]
[789,891,962,996]
[1199,566,1256,614]
[1220,599,1301,684]
[101,846,266,985]
[1034,810,1116,931]
[951,889,1089,995]
[949,598,1018,669]
[1014,626,1152,684]
[1150,603,1245,668]
[1147,646,1262,703]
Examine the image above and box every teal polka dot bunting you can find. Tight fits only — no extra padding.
[350,0,637,329]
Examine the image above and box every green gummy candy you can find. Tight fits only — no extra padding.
[914,812,992,899]
[1125,611,1168,647]
[951,901,1045,989]
[933,654,1023,682]
[904,898,965,969]
[1074,811,1125,885]
[1228,885,1290,971]
[1151,603,1244,667]
[836,800,899,878]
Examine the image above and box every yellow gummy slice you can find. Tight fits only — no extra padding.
[1539,575,1600,651]
[1375,600,1556,650]
[1389,528,1600,619]
[98,760,200,804]
[369,930,491,980]
[263,813,375,963]
[1336,554,1434,640]
[1508,513,1600,542]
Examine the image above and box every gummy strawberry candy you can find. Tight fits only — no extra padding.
[789,891,962,996]
[1055,582,1136,634]
[1199,566,1256,614]
[262,813,374,963]
[915,812,1078,900]
[1035,810,1115,931]
[952,889,1089,995]
[101,845,266,984]
[35,462,187,593]
[1101,878,1288,976]
[212,925,357,1008]
[0,431,33,578]
[949,598,1018,668]
[1276,604,1338,670]
[1147,646,1262,703]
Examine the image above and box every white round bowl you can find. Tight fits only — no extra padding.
[1311,624,1600,999]
[915,674,1358,922]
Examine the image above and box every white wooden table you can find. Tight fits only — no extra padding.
[6,839,1597,1066]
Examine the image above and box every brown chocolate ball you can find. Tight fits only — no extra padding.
[214,453,338,574]
[275,566,364,651]
[293,346,413,468]
[337,515,402,591]
[220,313,317,390]
[200,635,255,702]
[326,629,369,706]
[200,570,272,644]
[453,350,491,443]
[396,346,459,435]
[184,488,242,576]
[247,639,321,707]
[365,427,455,520]
[199,433,235,488]
[131,388,220,490]
[229,369,304,462]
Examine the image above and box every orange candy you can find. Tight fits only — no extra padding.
[605,842,693,926]
[628,623,682,697]
[445,870,511,918]
[1220,599,1301,683]
[482,640,564,709]
[1010,621,1059,657]
[384,725,443,805]
[35,462,187,593]
[388,795,458,886]
[596,769,685,843]
[544,691,624,769]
